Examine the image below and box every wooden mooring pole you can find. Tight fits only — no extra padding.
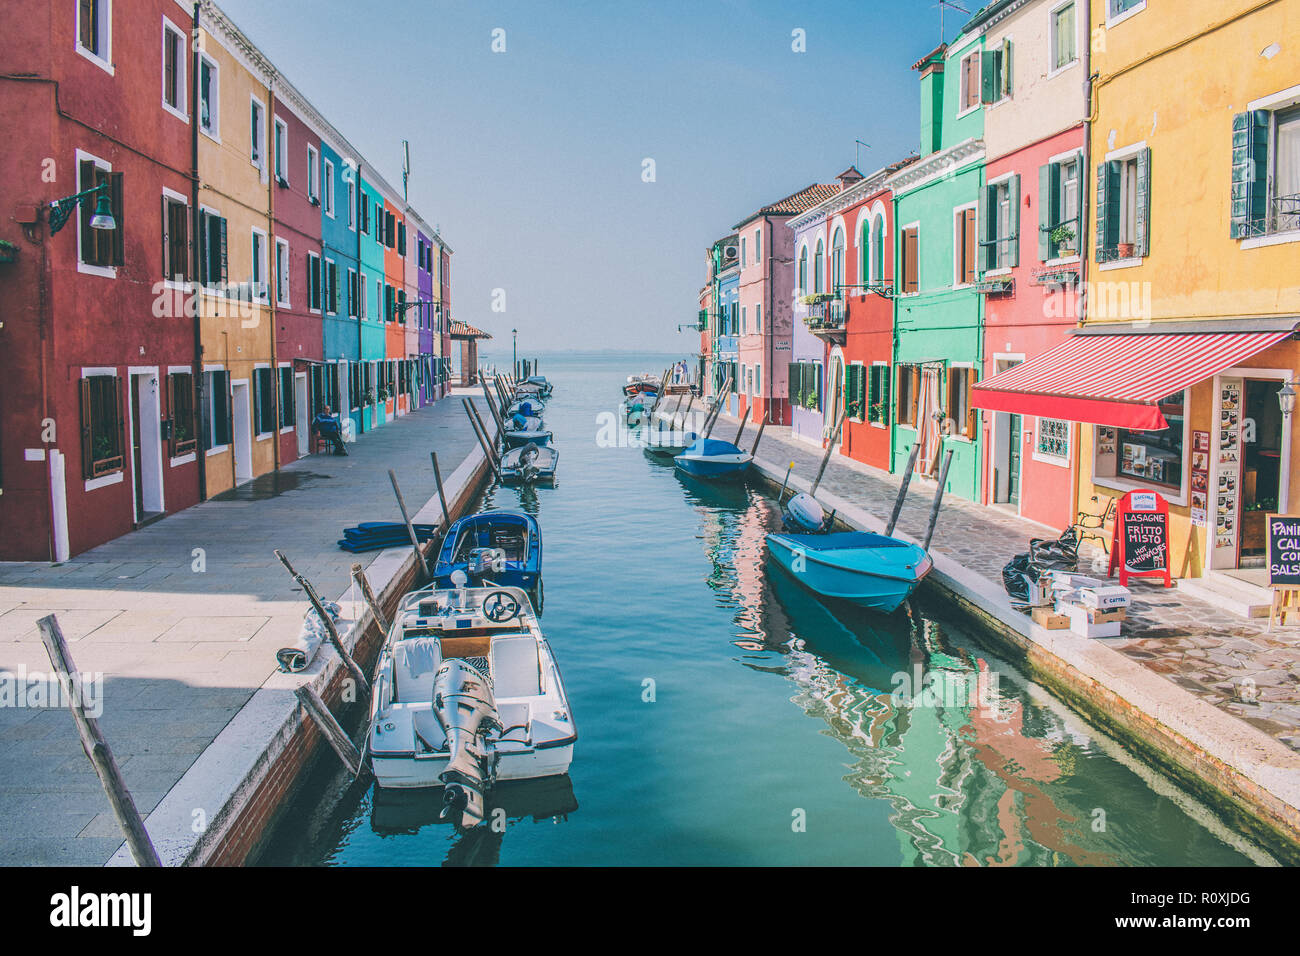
[294,685,363,777]
[429,451,452,530]
[462,399,502,481]
[922,449,955,551]
[885,442,923,537]
[480,378,506,433]
[810,411,846,497]
[274,550,370,696]
[37,614,161,867]
[387,469,431,580]
[350,563,389,634]
[750,413,769,457]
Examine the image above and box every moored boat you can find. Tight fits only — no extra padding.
[367,581,575,827]
[673,437,752,479]
[433,510,543,608]
[500,441,558,484]
[764,531,932,613]
[524,375,553,398]
[504,413,553,448]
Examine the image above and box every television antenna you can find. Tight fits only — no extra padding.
[933,0,970,42]
[855,140,871,170]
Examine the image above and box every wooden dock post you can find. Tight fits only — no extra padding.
[922,449,955,551]
[777,461,795,504]
[36,614,162,867]
[462,399,502,480]
[885,442,923,536]
[732,412,748,447]
[480,378,506,433]
[810,411,846,497]
[466,396,496,449]
[350,563,389,634]
[750,413,769,457]
[429,451,452,530]
[294,685,363,777]
[274,550,370,696]
[387,469,431,580]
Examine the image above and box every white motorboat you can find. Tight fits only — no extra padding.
[500,441,558,483]
[368,577,576,827]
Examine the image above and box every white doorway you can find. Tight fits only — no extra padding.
[230,379,254,485]
[129,370,165,522]
[826,349,845,448]
[295,372,309,456]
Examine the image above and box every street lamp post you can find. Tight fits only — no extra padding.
[512,328,518,381]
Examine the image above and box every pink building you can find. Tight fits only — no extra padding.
[733,184,839,425]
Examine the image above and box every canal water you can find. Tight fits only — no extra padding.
[262,352,1267,866]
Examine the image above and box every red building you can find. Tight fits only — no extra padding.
[0,0,201,560]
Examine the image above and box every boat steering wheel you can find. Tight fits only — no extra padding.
[482,590,521,623]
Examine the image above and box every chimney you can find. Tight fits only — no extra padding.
[913,44,947,156]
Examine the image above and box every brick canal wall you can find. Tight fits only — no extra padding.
[745,452,1300,865]
[106,412,499,867]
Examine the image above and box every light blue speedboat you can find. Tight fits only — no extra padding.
[673,437,752,480]
[764,531,932,613]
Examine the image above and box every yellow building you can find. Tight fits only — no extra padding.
[195,14,277,495]
[973,0,1299,612]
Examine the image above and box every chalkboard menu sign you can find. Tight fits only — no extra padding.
[1266,514,1300,587]
[1108,490,1173,587]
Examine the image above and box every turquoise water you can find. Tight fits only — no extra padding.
[262,353,1264,866]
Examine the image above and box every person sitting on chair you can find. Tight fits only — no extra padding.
[312,405,348,455]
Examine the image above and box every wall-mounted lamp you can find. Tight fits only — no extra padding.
[47,182,116,236]
[1279,382,1297,418]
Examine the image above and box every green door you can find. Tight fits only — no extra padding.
[1008,414,1022,506]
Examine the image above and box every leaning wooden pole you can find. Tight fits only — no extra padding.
[294,685,363,776]
[350,563,389,634]
[274,550,370,695]
[37,614,161,867]
[885,442,923,537]
[480,378,506,433]
[750,413,769,457]
[429,451,452,529]
[922,449,955,551]
[462,399,502,480]
[387,469,431,580]
[467,396,496,452]
[810,411,846,497]
[732,412,748,447]
[777,460,795,504]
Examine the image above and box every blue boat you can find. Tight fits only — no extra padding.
[673,437,752,480]
[434,510,544,609]
[504,413,553,448]
[764,531,932,613]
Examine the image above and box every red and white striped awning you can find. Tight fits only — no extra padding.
[972,330,1293,429]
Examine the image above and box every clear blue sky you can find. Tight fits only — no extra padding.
[217,0,959,352]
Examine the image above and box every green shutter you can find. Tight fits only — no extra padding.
[981,50,998,104]
[1001,39,1013,97]
[198,211,209,283]
[1008,174,1021,267]
[1096,161,1119,257]
[977,184,993,272]
[218,216,228,284]
[1039,164,1052,261]
[1231,111,1269,239]
[1135,147,1152,257]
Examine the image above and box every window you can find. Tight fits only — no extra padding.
[901,226,919,293]
[740,306,747,335]
[874,217,886,287]
[273,119,288,185]
[278,367,294,429]
[789,362,822,411]
[385,211,396,248]
[754,228,761,264]
[831,227,845,292]
[1037,155,1081,260]
[868,364,890,425]
[813,239,824,293]
[168,373,198,457]
[845,364,867,421]
[1036,418,1070,460]
[375,201,383,243]
[253,367,275,435]
[740,237,746,267]
[947,367,976,439]
[955,206,977,285]
[162,194,189,283]
[897,364,920,426]
[1232,106,1300,239]
[385,284,395,322]
[162,19,186,116]
[250,97,264,170]
[347,268,357,317]
[76,0,111,69]
[198,54,218,137]
[325,260,338,314]
[198,210,227,287]
[1096,147,1150,260]
[798,247,808,293]
[755,303,762,333]
[980,176,1019,271]
[80,373,123,478]
[307,252,321,312]
[1107,0,1145,24]
[323,159,335,217]
[397,222,406,255]
[360,273,368,319]
[754,364,762,396]
[346,180,355,229]
[1050,2,1077,72]
[1114,392,1184,489]
[250,229,267,300]
[77,157,122,269]
[203,370,231,449]
[982,38,1012,104]
[307,146,319,203]
[275,238,289,307]
[959,50,981,112]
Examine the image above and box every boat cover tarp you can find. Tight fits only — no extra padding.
[338,521,439,553]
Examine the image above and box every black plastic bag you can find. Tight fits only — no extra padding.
[1029,526,1079,573]
[1002,552,1043,603]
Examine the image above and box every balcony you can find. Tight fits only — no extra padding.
[802,293,847,344]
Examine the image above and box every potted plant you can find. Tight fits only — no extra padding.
[1050,225,1077,256]
[0,239,18,264]
[1117,240,1135,259]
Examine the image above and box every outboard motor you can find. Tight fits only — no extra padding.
[519,442,541,482]
[784,492,828,533]
[433,659,502,828]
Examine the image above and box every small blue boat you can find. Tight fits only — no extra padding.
[764,531,932,613]
[673,437,752,480]
[504,413,553,448]
[434,510,543,608]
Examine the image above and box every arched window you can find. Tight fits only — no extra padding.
[798,246,808,294]
[874,216,886,288]
[814,239,824,293]
[831,227,845,293]
[860,219,872,283]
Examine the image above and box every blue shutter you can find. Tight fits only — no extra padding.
[1231,111,1269,239]
[1096,161,1119,258]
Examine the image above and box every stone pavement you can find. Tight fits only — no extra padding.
[0,395,487,865]
[725,416,1300,753]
